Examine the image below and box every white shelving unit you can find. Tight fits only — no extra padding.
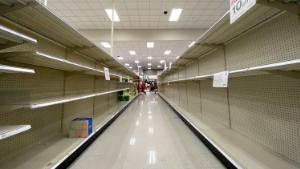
[161,5,283,76]
[0,125,31,140]
[162,59,300,84]
[0,64,35,74]
[30,88,129,109]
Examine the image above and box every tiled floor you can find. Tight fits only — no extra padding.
[69,93,225,169]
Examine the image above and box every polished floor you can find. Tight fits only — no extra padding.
[69,93,225,169]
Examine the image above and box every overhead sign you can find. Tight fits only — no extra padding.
[230,0,256,24]
[213,71,229,88]
[104,67,110,80]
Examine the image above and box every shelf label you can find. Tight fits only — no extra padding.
[104,67,110,80]
[230,0,256,24]
[213,71,229,88]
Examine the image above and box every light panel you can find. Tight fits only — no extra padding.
[169,8,182,22]
[125,63,130,66]
[160,60,165,64]
[147,42,154,48]
[164,50,171,55]
[129,50,136,55]
[147,63,152,66]
[134,60,140,64]
[101,42,111,48]
[105,9,120,22]
[147,56,152,60]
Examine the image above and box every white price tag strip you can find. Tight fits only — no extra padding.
[213,71,229,88]
[104,67,110,80]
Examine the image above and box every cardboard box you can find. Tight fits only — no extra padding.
[69,117,93,138]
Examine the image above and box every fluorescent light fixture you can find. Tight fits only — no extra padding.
[125,63,130,66]
[189,41,196,48]
[31,88,128,109]
[176,56,180,59]
[148,115,152,119]
[148,127,154,134]
[148,151,156,165]
[105,9,120,22]
[129,66,132,69]
[148,67,151,70]
[147,56,152,60]
[160,60,165,64]
[0,64,35,74]
[129,137,136,145]
[157,65,161,68]
[164,50,171,55]
[147,63,152,66]
[169,8,182,22]
[0,24,37,43]
[117,56,123,60]
[101,42,111,48]
[136,120,140,126]
[147,42,154,48]
[129,50,136,55]
[134,60,139,64]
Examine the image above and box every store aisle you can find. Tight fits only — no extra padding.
[69,93,225,169]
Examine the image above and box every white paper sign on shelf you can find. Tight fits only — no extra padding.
[213,71,229,88]
[119,76,122,82]
[104,67,110,80]
[230,0,256,24]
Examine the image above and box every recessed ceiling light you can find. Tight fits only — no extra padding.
[148,67,151,70]
[101,42,111,48]
[105,9,120,22]
[138,65,142,68]
[176,56,180,59]
[157,65,161,68]
[169,8,182,22]
[117,56,124,60]
[160,60,165,64]
[125,63,130,66]
[147,63,152,66]
[134,60,139,63]
[147,42,154,48]
[189,41,196,48]
[147,56,152,60]
[164,50,171,55]
[129,50,136,55]
[129,66,132,69]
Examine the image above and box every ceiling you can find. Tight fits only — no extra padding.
[37,0,229,73]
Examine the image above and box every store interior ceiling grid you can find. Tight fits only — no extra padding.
[41,0,229,72]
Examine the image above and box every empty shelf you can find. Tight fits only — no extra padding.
[0,64,35,74]
[0,125,31,140]
[162,59,300,84]
[2,51,127,79]
[30,88,129,109]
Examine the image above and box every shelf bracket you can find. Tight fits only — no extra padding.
[257,0,300,16]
